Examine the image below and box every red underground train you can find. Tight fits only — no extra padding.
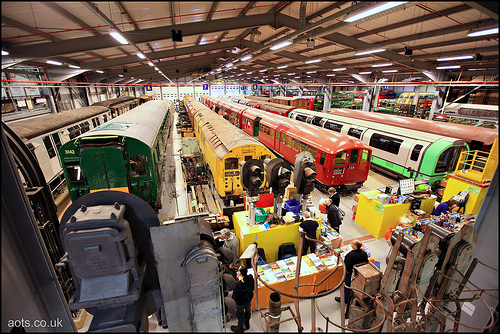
[200,95,373,193]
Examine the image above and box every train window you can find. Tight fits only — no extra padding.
[312,117,322,126]
[324,120,343,132]
[435,147,457,174]
[308,146,317,159]
[66,165,84,181]
[334,152,346,165]
[349,149,358,164]
[92,118,98,127]
[130,154,147,177]
[269,128,274,138]
[320,153,326,165]
[280,132,286,144]
[42,136,56,158]
[360,149,370,163]
[103,114,108,122]
[285,135,292,147]
[347,128,363,139]
[225,158,239,170]
[295,114,308,122]
[410,144,423,161]
[369,133,403,155]
[244,155,252,161]
[292,139,300,151]
[51,133,62,151]
[299,142,308,153]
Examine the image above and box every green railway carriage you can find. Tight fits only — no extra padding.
[59,100,172,210]
[288,108,469,187]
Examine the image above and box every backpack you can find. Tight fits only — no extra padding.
[278,242,297,260]
[334,205,345,225]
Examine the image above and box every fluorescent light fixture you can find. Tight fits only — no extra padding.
[326,74,336,76]
[344,2,408,22]
[109,31,129,45]
[241,55,253,61]
[154,67,159,71]
[96,70,104,73]
[288,73,295,75]
[372,63,392,67]
[246,72,252,74]
[2,50,9,56]
[270,40,293,50]
[436,65,461,69]
[437,55,473,61]
[305,59,321,64]
[332,67,346,71]
[359,71,372,74]
[277,65,288,69]
[68,64,81,69]
[274,74,280,76]
[226,63,233,68]
[148,62,154,66]
[294,76,301,78]
[355,48,386,56]
[119,74,123,77]
[137,53,146,59]
[467,27,498,37]
[306,71,317,74]
[46,60,62,66]
[382,69,398,73]
[259,69,267,72]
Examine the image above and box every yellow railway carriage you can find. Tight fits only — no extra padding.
[184,95,274,198]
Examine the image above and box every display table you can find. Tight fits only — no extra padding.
[232,208,320,263]
[442,173,489,215]
[355,190,436,239]
[248,253,344,310]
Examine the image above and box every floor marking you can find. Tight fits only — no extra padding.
[341,234,376,246]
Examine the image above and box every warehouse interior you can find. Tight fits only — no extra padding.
[1,1,498,333]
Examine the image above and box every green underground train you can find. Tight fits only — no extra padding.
[59,100,172,210]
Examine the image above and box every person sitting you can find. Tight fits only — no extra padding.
[298,211,319,256]
[431,198,457,216]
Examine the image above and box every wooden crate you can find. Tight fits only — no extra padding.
[351,262,382,299]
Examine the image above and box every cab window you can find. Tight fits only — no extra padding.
[334,152,346,165]
[130,154,147,176]
[225,157,239,170]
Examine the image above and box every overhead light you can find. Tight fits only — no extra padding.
[288,73,295,75]
[68,64,81,69]
[437,55,473,61]
[119,74,123,77]
[344,2,408,22]
[96,70,104,73]
[2,50,9,56]
[305,59,321,64]
[359,71,372,74]
[109,31,129,45]
[46,60,62,66]
[277,65,288,69]
[148,62,154,66]
[270,39,293,50]
[332,67,346,71]
[154,67,159,71]
[467,27,498,37]
[294,76,301,78]
[382,69,398,73]
[259,69,267,72]
[226,63,233,68]
[241,55,253,61]
[436,65,461,69]
[355,48,386,56]
[246,72,252,74]
[137,53,146,59]
[372,63,392,67]
[326,74,336,76]
[306,71,317,74]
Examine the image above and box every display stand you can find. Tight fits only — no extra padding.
[442,173,490,215]
[355,190,436,239]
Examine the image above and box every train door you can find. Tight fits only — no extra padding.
[80,147,130,193]
[253,117,262,137]
[344,149,359,181]
[275,125,289,152]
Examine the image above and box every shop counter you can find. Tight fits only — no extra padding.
[248,253,344,310]
[355,190,435,239]
[233,208,320,263]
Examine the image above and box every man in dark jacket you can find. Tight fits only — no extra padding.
[298,211,319,256]
[335,240,369,317]
[328,187,341,208]
[325,198,341,233]
[231,266,255,333]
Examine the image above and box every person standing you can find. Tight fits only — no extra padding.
[335,240,369,317]
[328,187,340,208]
[231,266,255,333]
[298,211,320,256]
[325,198,342,233]
[220,228,240,270]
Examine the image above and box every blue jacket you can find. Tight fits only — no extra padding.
[432,201,450,216]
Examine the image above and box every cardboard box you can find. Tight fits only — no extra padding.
[351,262,383,299]
[285,186,299,200]
[354,194,360,203]
[352,204,358,213]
